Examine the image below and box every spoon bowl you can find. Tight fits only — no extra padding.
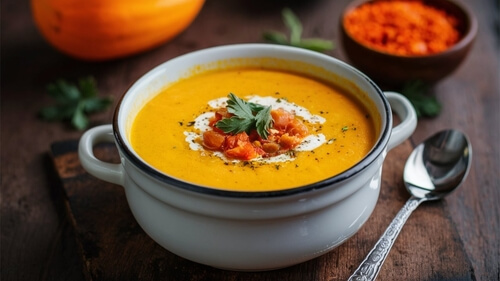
[348,129,472,281]
[404,129,471,199]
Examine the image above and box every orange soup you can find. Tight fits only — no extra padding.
[130,68,379,191]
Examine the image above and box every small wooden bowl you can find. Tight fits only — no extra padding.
[340,0,478,88]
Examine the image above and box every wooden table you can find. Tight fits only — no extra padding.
[1,0,498,280]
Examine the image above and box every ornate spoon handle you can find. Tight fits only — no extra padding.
[347,196,426,281]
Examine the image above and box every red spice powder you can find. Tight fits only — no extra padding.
[343,0,461,56]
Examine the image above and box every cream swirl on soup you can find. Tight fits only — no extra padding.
[184,95,327,163]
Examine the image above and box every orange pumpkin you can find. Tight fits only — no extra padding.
[31,0,205,61]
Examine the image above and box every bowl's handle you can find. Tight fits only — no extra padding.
[78,124,124,186]
[385,92,417,151]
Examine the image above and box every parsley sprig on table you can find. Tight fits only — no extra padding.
[39,77,113,130]
[263,8,334,52]
[401,80,442,118]
[215,93,273,139]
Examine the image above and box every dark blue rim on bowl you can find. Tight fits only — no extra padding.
[112,44,392,198]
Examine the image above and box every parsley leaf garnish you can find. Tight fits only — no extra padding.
[39,77,113,130]
[263,8,334,53]
[215,93,273,139]
[255,105,273,139]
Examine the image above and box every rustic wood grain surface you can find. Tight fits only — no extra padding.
[1,0,499,280]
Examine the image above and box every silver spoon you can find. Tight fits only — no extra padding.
[348,129,472,281]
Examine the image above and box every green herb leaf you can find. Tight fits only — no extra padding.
[39,76,113,130]
[215,93,273,139]
[295,38,335,52]
[226,93,255,119]
[215,117,254,135]
[282,8,302,45]
[46,80,80,103]
[401,80,442,118]
[82,96,113,113]
[72,103,89,131]
[255,105,272,139]
[262,31,289,45]
[78,77,98,98]
[263,8,334,53]
[247,101,267,113]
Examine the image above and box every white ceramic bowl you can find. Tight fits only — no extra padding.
[78,44,417,271]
